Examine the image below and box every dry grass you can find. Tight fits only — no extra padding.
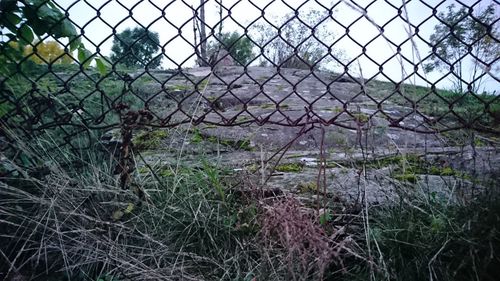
[258,196,364,281]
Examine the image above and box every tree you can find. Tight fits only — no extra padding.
[24,40,73,64]
[192,0,209,66]
[250,9,341,70]
[424,4,499,94]
[110,27,162,69]
[0,0,79,74]
[208,32,255,66]
[0,0,107,75]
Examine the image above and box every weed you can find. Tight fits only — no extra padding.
[275,162,303,172]
[191,128,204,143]
[259,197,357,280]
[319,209,333,225]
[0,132,264,280]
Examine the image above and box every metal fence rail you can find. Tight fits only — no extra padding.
[0,0,499,153]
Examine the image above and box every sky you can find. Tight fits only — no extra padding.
[52,0,499,93]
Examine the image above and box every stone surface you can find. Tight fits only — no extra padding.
[125,66,499,207]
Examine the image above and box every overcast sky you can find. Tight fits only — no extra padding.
[53,0,499,93]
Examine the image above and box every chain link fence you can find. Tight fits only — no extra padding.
[0,0,499,155]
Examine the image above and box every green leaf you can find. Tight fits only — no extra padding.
[18,24,34,43]
[53,19,78,38]
[69,37,82,52]
[0,0,18,13]
[36,3,63,21]
[4,12,21,28]
[78,46,94,69]
[22,6,48,36]
[95,57,110,76]
[319,211,332,225]
[28,0,53,5]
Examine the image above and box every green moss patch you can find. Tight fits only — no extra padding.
[260,103,276,109]
[196,79,209,90]
[275,162,304,173]
[220,138,253,151]
[133,129,168,150]
[168,84,191,91]
[349,154,471,183]
[191,129,204,143]
[353,112,369,123]
[297,181,317,193]
[190,129,254,151]
[393,173,418,183]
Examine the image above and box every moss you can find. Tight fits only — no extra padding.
[354,154,424,170]
[428,166,442,175]
[191,129,203,143]
[193,130,254,151]
[257,76,270,82]
[323,106,344,113]
[137,166,150,174]
[203,124,218,129]
[275,162,303,173]
[353,112,369,123]
[474,138,485,147]
[196,79,209,90]
[425,165,459,177]
[393,173,418,183]
[245,163,260,173]
[260,103,289,110]
[298,181,317,193]
[133,129,168,150]
[168,84,191,91]
[260,103,276,109]
[236,116,251,122]
[220,138,253,151]
[439,167,455,176]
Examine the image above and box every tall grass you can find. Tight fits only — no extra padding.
[351,188,500,281]
[0,131,252,280]
[1,127,364,281]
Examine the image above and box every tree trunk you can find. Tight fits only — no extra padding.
[199,0,208,66]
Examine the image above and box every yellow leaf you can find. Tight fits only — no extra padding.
[112,210,124,221]
[124,203,135,214]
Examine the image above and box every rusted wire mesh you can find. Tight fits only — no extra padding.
[0,0,499,154]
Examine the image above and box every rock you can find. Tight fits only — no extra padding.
[211,49,235,73]
[99,128,122,154]
[108,66,498,208]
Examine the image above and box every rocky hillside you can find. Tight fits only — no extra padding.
[104,66,500,207]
